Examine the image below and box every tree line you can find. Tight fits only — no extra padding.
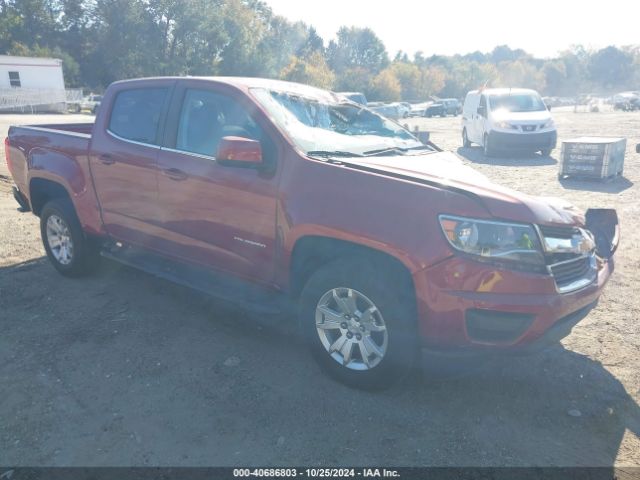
[1,0,639,101]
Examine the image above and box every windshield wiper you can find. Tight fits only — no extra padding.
[307,150,364,158]
[362,145,435,156]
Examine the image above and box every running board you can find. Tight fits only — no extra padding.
[100,245,292,316]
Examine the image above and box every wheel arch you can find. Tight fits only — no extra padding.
[289,235,416,304]
[29,177,73,216]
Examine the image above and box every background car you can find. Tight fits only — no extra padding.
[441,98,462,116]
[80,94,103,114]
[368,102,402,119]
[393,102,411,118]
[423,101,446,117]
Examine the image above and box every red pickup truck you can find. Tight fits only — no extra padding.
[5,77,619,389]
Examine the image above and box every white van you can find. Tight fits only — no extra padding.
[461,88,557,157]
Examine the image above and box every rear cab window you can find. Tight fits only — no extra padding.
[108,88,169,145]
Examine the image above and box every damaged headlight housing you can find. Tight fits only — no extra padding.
[439,215,545,271]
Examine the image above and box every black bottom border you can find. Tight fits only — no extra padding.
[0,467,639,480]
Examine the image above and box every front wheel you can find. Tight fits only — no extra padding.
[40,199,99,277]
[299,258,417,390]
[483,134,493,157]
[462,128,471,148]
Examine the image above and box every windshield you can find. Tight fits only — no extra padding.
[251,88,422,156]
[488,93,547,112]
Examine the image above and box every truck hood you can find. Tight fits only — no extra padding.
[346,151,584,226]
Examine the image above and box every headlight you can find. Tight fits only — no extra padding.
[439,215,545,270]
[495,120,516,130]
[541,119,555,129]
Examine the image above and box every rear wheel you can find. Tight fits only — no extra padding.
[40,199,99,277]
[299,258,417,390]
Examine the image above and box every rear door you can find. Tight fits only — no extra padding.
[90,81,173,246]
[154,80,281,284]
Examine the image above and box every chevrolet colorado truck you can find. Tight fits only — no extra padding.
[5,77,619,389]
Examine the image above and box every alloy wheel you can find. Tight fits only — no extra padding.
[46,214,74,265]
[315,287,388,371]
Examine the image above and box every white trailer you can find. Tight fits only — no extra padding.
[0,55,67,113]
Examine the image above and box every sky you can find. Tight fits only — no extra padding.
[265,0,639,59]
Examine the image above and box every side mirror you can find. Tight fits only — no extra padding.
[477,105,486,117]
[216,136,262,167]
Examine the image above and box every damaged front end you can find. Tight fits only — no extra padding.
[535,208,618,294]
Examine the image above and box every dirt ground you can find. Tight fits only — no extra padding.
[0,111,639,467]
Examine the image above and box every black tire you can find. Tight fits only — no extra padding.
[40,198,99,277]
[299,257,417,390]
[462,128,471,148]
[483,134,493,157]
[541,148,552,157]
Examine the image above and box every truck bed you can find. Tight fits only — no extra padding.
[7,123,94,204]
[18,122,94,136]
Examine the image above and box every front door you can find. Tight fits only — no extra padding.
[155,82,281,284]
[472,94,487,144]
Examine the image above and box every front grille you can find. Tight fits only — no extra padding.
[539,224,596,292]
[548,256,595,291]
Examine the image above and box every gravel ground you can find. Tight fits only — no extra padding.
[0,111,638,467]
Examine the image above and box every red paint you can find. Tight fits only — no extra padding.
[5,77,618,351]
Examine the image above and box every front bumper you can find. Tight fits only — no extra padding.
[413,254,613,354]
[488,129,557,152]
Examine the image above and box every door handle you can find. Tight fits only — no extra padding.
[163,167,188,181]
[99,153,115,165]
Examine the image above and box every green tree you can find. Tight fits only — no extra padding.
[542,60,568,95]
[281,51,334,89]
[495,60,545,90]
[389,62,422,101]
[334,66,370,93]
[589,46,634,90]
[296,26,324,59]
[327,26,388,74]
[367,68,401,101]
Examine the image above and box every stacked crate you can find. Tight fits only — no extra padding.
[559,137,626,180]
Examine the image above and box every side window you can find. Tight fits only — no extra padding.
[8,71,20,87]
[479,95,486,111]
[176,89,263,157]
[109,88,168,145]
